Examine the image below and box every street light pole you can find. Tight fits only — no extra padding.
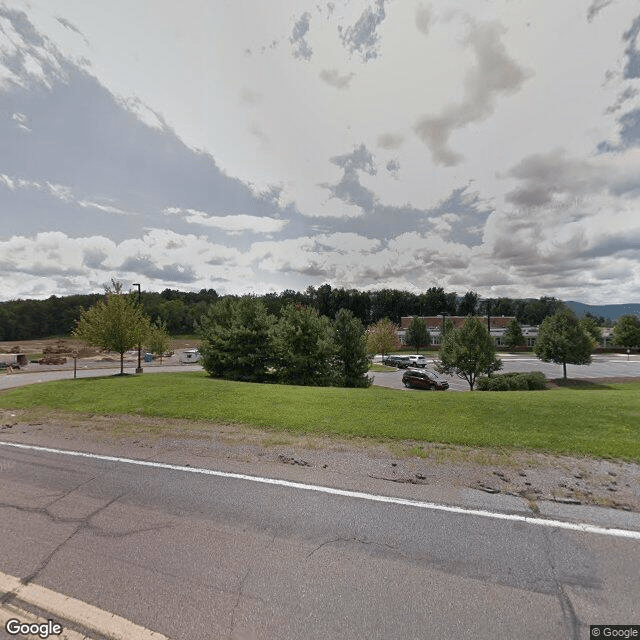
[133,283,143,374]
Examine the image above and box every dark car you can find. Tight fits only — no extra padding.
[402,368,449,390]
[382,355,412,369]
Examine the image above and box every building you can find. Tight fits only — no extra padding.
[399,316,539,348]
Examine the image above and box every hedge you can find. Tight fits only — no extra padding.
[476,371,547,391]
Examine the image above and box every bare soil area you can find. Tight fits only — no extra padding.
[0,337,199,371]
[1,408,638,514]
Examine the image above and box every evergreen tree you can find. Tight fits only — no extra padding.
[272,304,335,386]
[405,317,431,353]
[503,318,525,349]
[198,296,275,382]
[457,291,479,316]
[333,308,372,388]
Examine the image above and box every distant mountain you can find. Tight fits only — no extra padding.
[564,301,640,323]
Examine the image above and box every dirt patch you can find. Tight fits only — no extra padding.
[1,408,638,513]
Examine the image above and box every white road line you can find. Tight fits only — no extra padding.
[1,441,640,541]
[0,570,169,640]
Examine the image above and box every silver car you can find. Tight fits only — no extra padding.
[407,354,428,368]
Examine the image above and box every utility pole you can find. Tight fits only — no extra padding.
[133,283,143,374]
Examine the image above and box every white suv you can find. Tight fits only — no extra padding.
[407,355,428,368]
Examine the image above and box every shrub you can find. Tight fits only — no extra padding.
[476,371,547,391]
[524,371,547,390]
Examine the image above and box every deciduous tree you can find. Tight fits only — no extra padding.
[579,316,601,349]
[437,317,502,391]
[366,318,400,356]
[534,309,593,379]
[145,319,172,364]
[612,314,640,350]
[73,282,151,375]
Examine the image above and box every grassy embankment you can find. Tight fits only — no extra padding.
[0,373,639,461]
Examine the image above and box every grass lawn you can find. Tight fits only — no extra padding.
[368,363,397,372]
[0,373,639,461]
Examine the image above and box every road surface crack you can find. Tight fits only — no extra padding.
[306,536,399,558]
[541,529,582,640]
[0,490,171,597]
[227,532,276,640]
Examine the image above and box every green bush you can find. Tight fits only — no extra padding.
[477,371,547,391]
[524,371,547,390]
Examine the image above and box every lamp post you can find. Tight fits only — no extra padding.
[132,283,143,374]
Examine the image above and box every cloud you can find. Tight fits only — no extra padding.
[505,149,605,208]
[385,159,399,178]
[623,14,640,79]
[0,7,65,89]
[587,0,615,22]
[376,132,404,149]
[12,111,30,132]
[615,108,640,149]
[415,4,433,36]
[166,208,289,233]
[605,86,638,114]
[55,17,84,37]
[290,12,313,61]
[318,68,355,89]
[78,200,137,216]
[248,120,268,142]
[413,20,532,166]
[339,0,387,62]
[0,8,289,245]
[117,256,197,284]
[320,144,377,213]
[239,87,261,105]
[504,147,640,208]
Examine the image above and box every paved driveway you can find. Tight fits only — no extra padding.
[371,353,640,392]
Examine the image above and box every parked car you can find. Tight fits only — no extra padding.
[406,354,428,367]
[382,355,412,368]
[402,368,449,390]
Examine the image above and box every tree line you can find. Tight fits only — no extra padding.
[69,283,640,388]
[0,284,570,341]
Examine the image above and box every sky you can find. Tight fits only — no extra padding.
[0,1,639,304]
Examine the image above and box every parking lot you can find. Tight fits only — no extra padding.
[371,353,640,392]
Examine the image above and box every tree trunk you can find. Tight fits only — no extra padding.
[563,361,567,379]
[120,352,124,375]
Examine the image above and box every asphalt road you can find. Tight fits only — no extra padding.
[0,444,639,639]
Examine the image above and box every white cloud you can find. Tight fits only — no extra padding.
[2,2,640,303]
[166,208,289,233]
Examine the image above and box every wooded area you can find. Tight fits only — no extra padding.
[0,285,567,341]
